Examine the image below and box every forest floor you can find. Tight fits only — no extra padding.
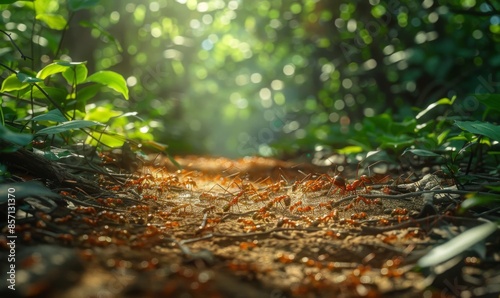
[1,153,499,298]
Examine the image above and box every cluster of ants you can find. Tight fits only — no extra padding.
[110,168,400,236]
[1,166,413,253]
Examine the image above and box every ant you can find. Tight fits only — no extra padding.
[74,206,97,214]
[253,191,271,203]
[182,177,197,190]
[391,208,408,216]
[142,195,158,201]
[289,201,302,212]
[339,218,359,226]
[267,195,291,208]
[237,218,257,231]
[344,196,380,210]
[171,203,192,213]
[276,217,297,228]
[200,192,223,202]
[252,206,274,220]
[318,209,338,224]
[54,215,73,224]
[239,241,258,250]
[223,193,243,212]
[296,205,314,213]
[129,205,150,212]
[329,174,372,195]
[350,212,367,220]
[266,179,287,192]
[317,201,333,210]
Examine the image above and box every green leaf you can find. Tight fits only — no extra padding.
[0,73,29,92]
[36,13,67,30]
[475,94,500,112]
[416,97,454,119]
[0,181,60,204]
[0,0,19,4]
[55,60,87,67]
[86,71,129,100]
[485,185,500,192]
[459,193,500,213]
[338,145,363,154]
[403,148,442,158]
[42,148,75,161]
[21,86,68,101]
[85,106,122,122]
[454,120,500,142]
[35,120,105,135]
[0,124,33,148]
[37,62,70,79]
[68,0,99,11]
[417,221,498,268]
[17,72,43,83]
[32,109,67,123]
[72,84,100,112]
[437,129,450,145]
[62,64,88,85]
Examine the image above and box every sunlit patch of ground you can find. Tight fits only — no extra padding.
[2,156,498,298]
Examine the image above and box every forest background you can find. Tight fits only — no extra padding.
[1,0,500,160]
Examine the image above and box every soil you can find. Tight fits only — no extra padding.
[0,153,499,298]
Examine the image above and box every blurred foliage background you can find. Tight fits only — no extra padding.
[2,0,500,158]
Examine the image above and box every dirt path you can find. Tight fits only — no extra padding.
[1,155,499,297]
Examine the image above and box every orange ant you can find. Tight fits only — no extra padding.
[239,241,258,250]
[75,206,97,214]
[223,191,245,212]
[267,195,291,208]
[329,174,372,195]
[339,218,359,226]
[356,196,381,205]
[276,217,297,228]
[54,215,73,224]
[142,195,158,201]
[237,218,257,231]
[292,173,312,191]
[351,212,368,220]
[164,221,180,229]
[345,196,380,210]
[182,177,197,190]
[289,201,302,212]
[171,203,192,213]
[345,175,371,192]
[378,218,390,225]
[266,179,287,192]
[276,252,295,264]
[317,201,333,210]
[300,175,332,192]
[253,191,271,203]
[321,209,339,223]
[296,205,314,213]
[253,206,273,220]
[391,208,408,216]
[200,192,220,201]
[129,205,150,212]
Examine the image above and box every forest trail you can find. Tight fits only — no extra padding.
[1,154,498,298]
